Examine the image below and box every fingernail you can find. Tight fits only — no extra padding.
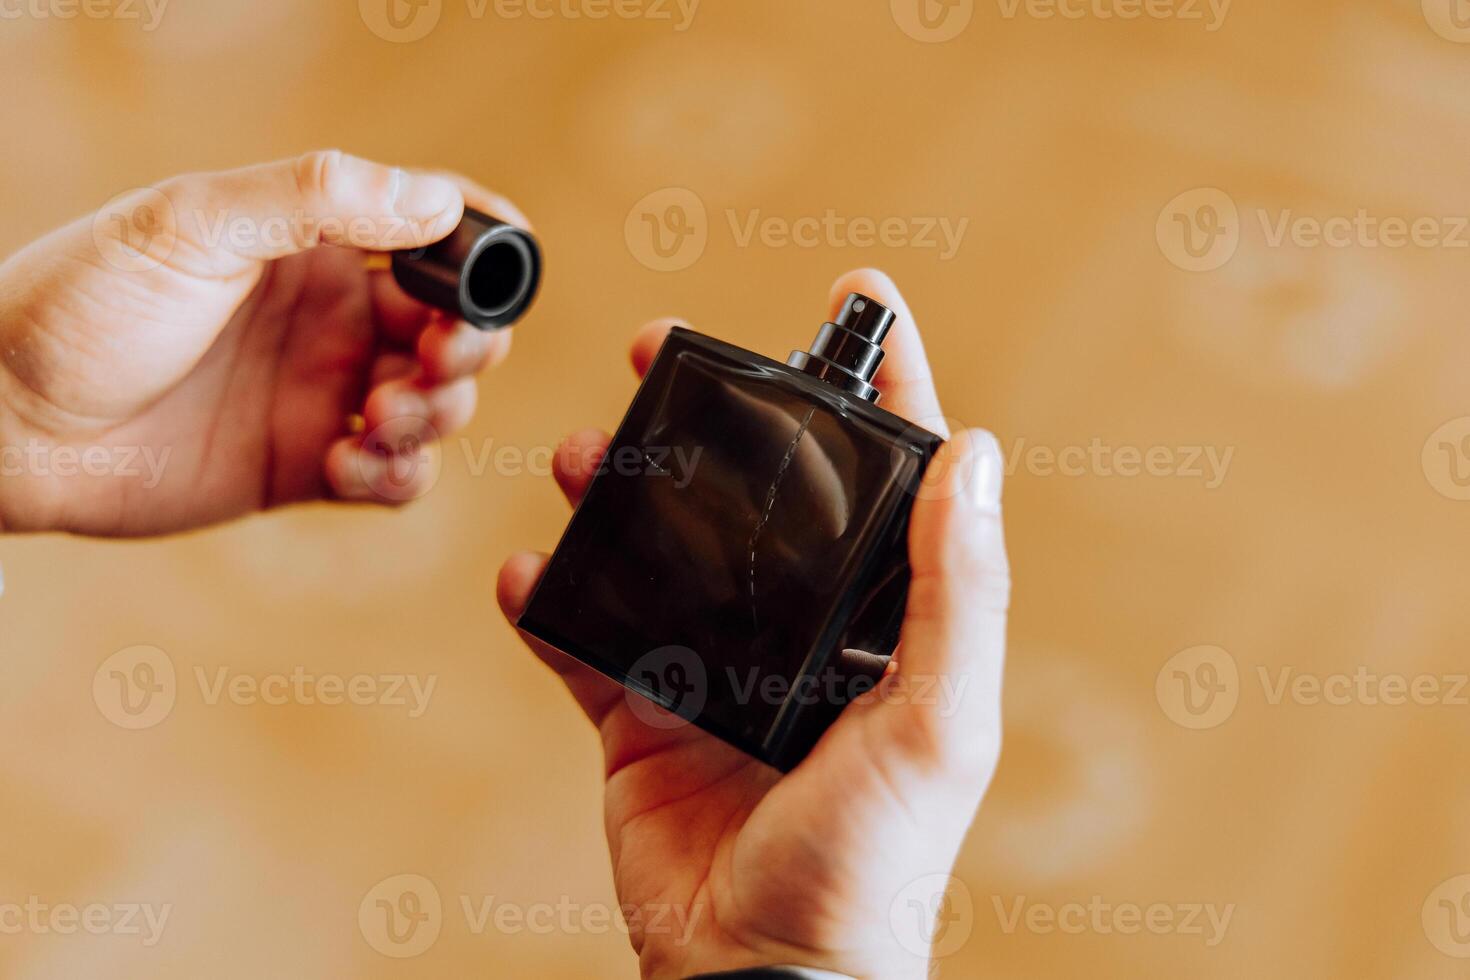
[394,172,461,219]
[968,429,1004,512]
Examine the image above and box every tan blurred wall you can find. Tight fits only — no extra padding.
[5,0,1470,976]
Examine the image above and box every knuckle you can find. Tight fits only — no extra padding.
[293,149,347,205]
[952,516,1011,606]
[960,563,1011,614]
[929,527,1010,613]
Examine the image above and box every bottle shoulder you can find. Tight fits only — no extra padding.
[658,327,944,451]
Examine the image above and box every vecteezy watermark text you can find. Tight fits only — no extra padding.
[357,874,705,958]
[1003,437,1234,489]
[1156,645,1470,730]
[0,0,168,31]
[1158,188,1470,272]
[992,895,1234,946]
[890,0,1228,43]
[624,188,970,272]
[623,647,978,731]
[194,666,437,718]
[725,210,969,261]
[471,0,699,29]
[93,646,438,730]
[459,894,702,944]
[459,438,703,489]
[358,0,699,44]
[0,897,171,947]
[995,0,1229,30]
[1,441,170,488]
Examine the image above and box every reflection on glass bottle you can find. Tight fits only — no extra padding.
[519,294,944,770]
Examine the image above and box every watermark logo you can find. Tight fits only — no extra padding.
[1156,188,1240,272]
[1423,874,1470,957]
[625,645,707,729]
[92,188,177,274]
[1423,0,1470,43]
[1155,645,1238,729]
[361,0,699,38]
[907,416,988,503]
[887,0,970,42]
[357,886,705,946]
[1159,651,1468,726]
[193,666,437,717]
[95,647,437,728]
[359,0,442,42]
[1422,417,1470,501]
[891,0,974,42]
[890,873,974,959]
[625,187,708,272]
[1161,189,1470,272]
[626,188,968,271]
[93,645,177,730]
[358,419,443,503]
[359,874,443,958]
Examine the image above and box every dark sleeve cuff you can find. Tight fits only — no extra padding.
[685,969,856,980]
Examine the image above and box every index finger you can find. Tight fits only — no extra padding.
[419,170,532,232]
[827,268,948,438]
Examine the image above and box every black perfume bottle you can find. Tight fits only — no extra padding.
[518,294,944,771]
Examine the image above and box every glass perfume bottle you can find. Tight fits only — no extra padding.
[518,294,944,771]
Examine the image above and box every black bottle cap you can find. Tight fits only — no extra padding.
[391,206,541,330]
[786,293,893,403]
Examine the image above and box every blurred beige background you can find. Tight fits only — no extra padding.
[5,0,1470,976]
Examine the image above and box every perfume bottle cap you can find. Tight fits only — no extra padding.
[391,206,541,330]
[786,292,892,403]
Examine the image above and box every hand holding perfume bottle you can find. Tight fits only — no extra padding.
[498,269,1010,980]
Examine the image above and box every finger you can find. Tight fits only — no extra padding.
[324,435,439,505]
[417,317,512,384]
[420,170,532,231]
[161,149,466,268]
[827,268,947,437]
[370,351,418,388]
[497,551,624,725]
[630,317,684,378]
[363,375,478,443]
[885,429,1007,759]
[369,267,438,349]
[552,428,611,506]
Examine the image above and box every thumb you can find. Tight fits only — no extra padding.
[884,428,1009,762]
[95,149,465,275]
